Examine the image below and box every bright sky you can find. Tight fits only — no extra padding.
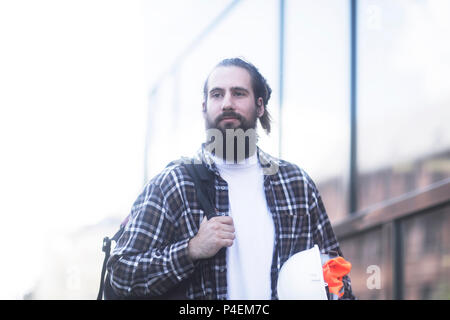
[0,0,236,300]
[0,0,152,299]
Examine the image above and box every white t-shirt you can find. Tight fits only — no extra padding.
[214,154,275,300]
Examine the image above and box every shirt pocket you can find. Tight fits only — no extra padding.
[277,208,311,259]
[173,182,207,240]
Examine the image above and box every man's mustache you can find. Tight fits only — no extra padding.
[215,111,244,125]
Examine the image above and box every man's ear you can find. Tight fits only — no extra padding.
[256,97,264,118]
[202,102,207,113]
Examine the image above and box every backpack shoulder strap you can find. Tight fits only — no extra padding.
[98,159,217,299]
[182,161,216,220]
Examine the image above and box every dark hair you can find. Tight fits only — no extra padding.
[203,57,272,134]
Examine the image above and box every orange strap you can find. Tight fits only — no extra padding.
[322,257,352,297]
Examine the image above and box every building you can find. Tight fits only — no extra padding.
[143,0,450,300]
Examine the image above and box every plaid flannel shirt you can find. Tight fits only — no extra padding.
[107,145,355,300]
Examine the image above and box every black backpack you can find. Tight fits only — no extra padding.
[97,160,216,300]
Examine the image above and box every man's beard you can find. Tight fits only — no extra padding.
[204,108,258,163]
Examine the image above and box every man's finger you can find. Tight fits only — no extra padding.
[210,215,234,225]
[221,239,234,247]
[219,231,235,240]
[219,224,235,233]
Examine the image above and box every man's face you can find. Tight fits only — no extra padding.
[203,66,264,133]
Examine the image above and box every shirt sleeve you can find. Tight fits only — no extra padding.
[307,178,356,300]
[106,181,196,297]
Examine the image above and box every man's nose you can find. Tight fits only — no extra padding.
[221,92,234,110]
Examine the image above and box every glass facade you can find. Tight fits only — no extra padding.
[145,0,280,179]
[357,0,450,210]
[143,0,450,300]
[283,0,350,223]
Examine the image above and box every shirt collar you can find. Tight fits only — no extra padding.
[196,143,280,177]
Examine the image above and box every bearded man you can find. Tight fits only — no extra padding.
[106,58,355,300]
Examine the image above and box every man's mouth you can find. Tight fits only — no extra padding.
[214,113,243,127]
[219,113,241,121]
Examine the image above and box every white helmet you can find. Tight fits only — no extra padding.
[277,245,328,300]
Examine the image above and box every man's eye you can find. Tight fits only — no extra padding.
[234,91,244,96]
[211,92,222,98]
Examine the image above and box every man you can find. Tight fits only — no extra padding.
[107,58,355,300]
